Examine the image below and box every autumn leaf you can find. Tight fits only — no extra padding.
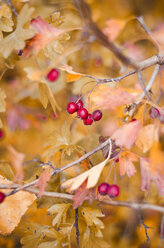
[23,16,69,58]
[140,157,152,193]
[111,120,142,149]
[0,4,35,58]
[62,140,112,191]
[0,175,36,235]
[8,146,25,184]
[48,203,71,227]
[119,151,138,177]
[90,85,137,110]
[0,4,14,39]
[81,207,104,228]
[0,88,6,127]
[103,18,126,41]
[73,180,88,208]
[35,167,51,197]
[136,124,159,153]
[66,73,83,83]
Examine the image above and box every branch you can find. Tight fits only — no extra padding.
[74,208,80,248]
[74,0,138,69]
[5,0,18,18]
[137,70,152,101]
[1,183,164,214]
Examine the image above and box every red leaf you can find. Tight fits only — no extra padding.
[35,167,51,197]
[140,157,151,193]
[73,180,88,208]
[23,16,64,58]
[111,120,142,149]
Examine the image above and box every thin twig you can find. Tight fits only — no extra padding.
[137,70,152,101]
[74,208,80,248]
[5,0,18,18]
[138,210,151,242]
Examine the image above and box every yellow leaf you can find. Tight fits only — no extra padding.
[62,139,112,190]
[48,203,71,227]
[0,4,35,58]
[0,88,6,112]
[81,207,104,228]
[38,83,48,109]
[0,175,36,235]
[136,124,159,153]
[66,73,83,83]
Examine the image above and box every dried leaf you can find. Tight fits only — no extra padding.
[119,151,138,177]
[48,203,71,227]
[73,180,88,208]
[91,85,137,110]
[140,157,151,193]
[112,120,141,149]
[23,16,67,58]
[0,88,6,127]
[0,175,36,235]
[0,4,35,58]
[66,73,83,83]
[136,124,159,153]
[62,142,111,191]
[35,167,51,197]
[8,146,25,184]
[0,4,14,39]
[82,228,110,248]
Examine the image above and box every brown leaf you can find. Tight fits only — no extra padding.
[73,180,88,208]
[8,146,25,184]
[112,120,142,149]
[35,167,51,197]
[0,175,36,235]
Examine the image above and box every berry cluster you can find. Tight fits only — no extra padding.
[67,100,102,125]
[98,182,120,198]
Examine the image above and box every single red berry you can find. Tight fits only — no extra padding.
[67,102,78,114]
[98,183,110,195]
[0,192,6,203]
[76,100,83,110]
[92,110,102,121]
[77,108,88,119]
[115,158,119,163]
[46,68,59,82]
[149,107,160,119]
[107,184,120,198]
[131,118,137,122]
[0,129,4,139]
[84,114,93,125]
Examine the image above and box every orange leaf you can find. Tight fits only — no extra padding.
[112,120,142,149]
[8,146,25,184]
[66,73,83,83]
[119,151,138,177]
[23,16,65,58]
[0,175,36,235]
[91,85,137,110]
[35,167,51,197]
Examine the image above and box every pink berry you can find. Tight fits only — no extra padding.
[76,100,83,110]
[67,102,78,114]
[0,129,4,139]
[0,192,6,203]
[107,184,120,198]
[131,118,137,122]
[77,108,88,119]
[98,183,109,195]
[149,107,160,119]
[84,114,93,125]
[46,69,59,82]
[92,110,102,121]
[115,158,119,163]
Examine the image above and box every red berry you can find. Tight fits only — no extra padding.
[149,107,160,119]
[76,100,83,110]
[0,129,4,139]
[131,118,137,122]
[84,114,93,125]
[0,192,6,203]
[98,183,109,195]
[92,110,102,121]
[67,102,78,114]
[77,108,88,119]
[107,184,120,198]
[46,69,59,82]
[115,158,119,163]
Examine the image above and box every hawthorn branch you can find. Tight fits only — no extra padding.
[138,210,151,242]
[74,208,80,248]
[74,0,138,69]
